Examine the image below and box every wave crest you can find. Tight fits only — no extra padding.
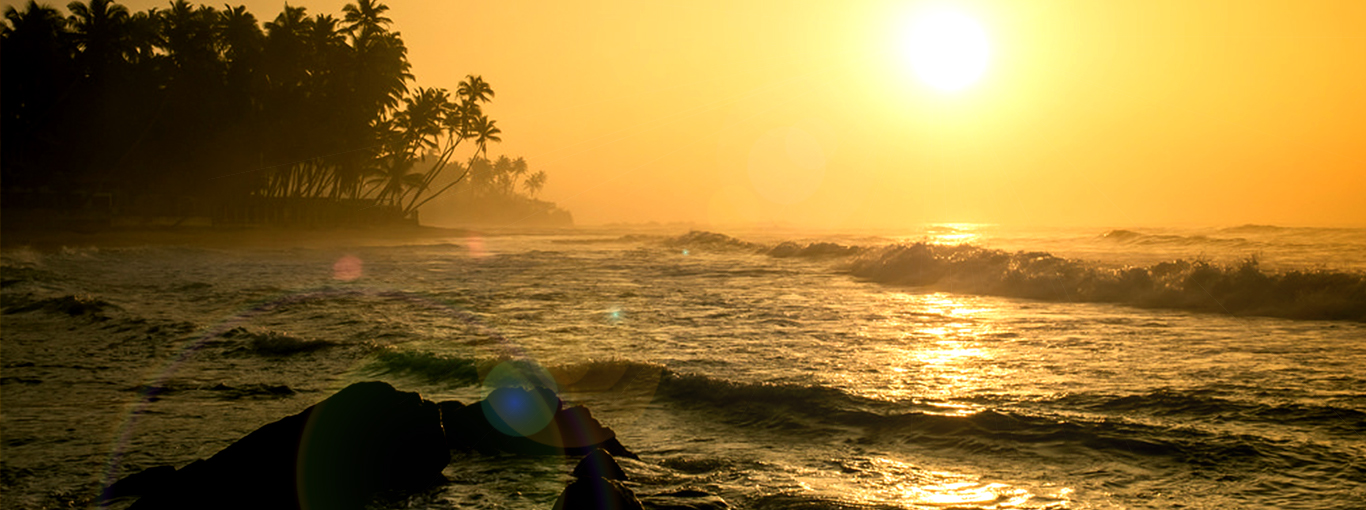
[846,243,1366,321]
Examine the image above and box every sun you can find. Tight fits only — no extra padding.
[901,10,991,92]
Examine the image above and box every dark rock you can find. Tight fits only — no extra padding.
[441,399,499,454]
[553,477,643,510]
[522,405,616,455]
[437,400,472,447]
[99,465,177,501]
[484,385,562,439]
[127,381,448,510]
[639,490,731,510]
[572,448,627,481]
[444,386,637,458]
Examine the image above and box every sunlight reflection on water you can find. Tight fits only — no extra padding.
[811,456,1071,509]
[848,291,1017,405]
[892,222,989,246]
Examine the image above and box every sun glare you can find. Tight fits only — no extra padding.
[901,10,990,92]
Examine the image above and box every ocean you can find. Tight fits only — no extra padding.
[2,224,1364,509]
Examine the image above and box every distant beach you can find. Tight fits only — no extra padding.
[1,220,473,251]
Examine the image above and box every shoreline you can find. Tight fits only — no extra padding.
[0,222,480,251]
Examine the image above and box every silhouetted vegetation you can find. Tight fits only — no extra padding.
[1,0,564,226]
[434,154,571,226]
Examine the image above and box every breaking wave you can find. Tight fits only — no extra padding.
[651,371,1365,485]
[3,293,118,317]
[1053,390,1366,437]
[1099,229,1252,247]
[846,243,1366,321]
[364,351,667,394]
[656,232,1366,322]
[363,349,1365,482]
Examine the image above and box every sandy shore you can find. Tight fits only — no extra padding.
[0,223,478,251]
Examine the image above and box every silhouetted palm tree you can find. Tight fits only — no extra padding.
[66,0,133,77]
[340,0,389,39]
[457,74,494,104]
[262,4,309,90]
[523,170,547,198]
[3,1,539,224]
[124,8,159,64]
[218,5,263,73]
[366,127,424,207]
[2,3,73,102]
[349,30,409,114]
[395,87,453,155]
[470,114,501,158]
[2,2,75,185]
[509,156,529,193]
[3,1,68,38]
[160,2,218,73]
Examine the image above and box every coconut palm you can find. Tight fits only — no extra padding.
[509,156,530,193]
[2,3,72,95]
[340,0,389,39]
[304,13,345,80]
[216,5,264,122]
[457,74,494,105]
[3,1,67,37]
[262,4,310,89]
[490,155,515,195]
[217,5,263,70]
[366,126,425,207]
[400,77,498,214]
[523,170,547,198]
[159,2,219,72]
[395,87,453,155]
[2,2,75,185]
[2,1,540,225]
[470,114,501,157]
[66,0,134,77]
[350,30,410,115]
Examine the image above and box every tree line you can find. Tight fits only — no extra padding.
[2,0,551,222]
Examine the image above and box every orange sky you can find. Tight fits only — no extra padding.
[21,0,1366,227]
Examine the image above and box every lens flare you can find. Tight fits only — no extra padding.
[332,255,363,281]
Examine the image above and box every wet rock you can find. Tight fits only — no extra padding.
[440,399,501,454]
[437,400,472,446]
[99,465,177,501]
[572,448,627,481]
[127,381,448,510]
[443,386,638,459]
[553,477,643,510]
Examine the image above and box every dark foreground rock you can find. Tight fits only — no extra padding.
[442,386,638,458]
[99,465,176,500]
[554,477,644,510]
[121,381,448,510]
[572,448,628,481]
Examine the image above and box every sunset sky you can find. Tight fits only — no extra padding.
[18,0,1366,227]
